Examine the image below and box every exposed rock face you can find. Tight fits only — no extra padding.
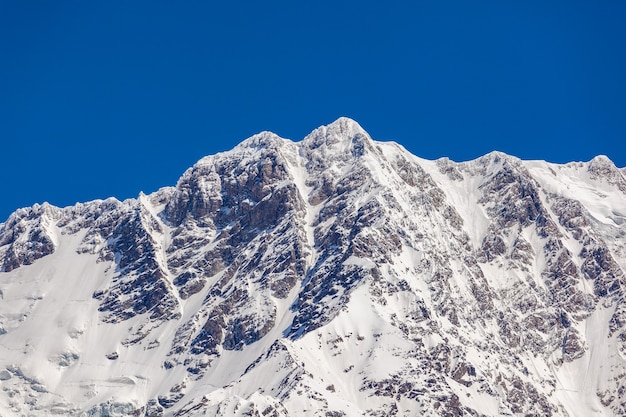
[0,117,625,417]
[0,203,58,272]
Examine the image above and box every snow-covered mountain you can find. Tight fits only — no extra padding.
[1,117,625,416]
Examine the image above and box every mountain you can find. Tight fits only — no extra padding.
[1,117,625,416]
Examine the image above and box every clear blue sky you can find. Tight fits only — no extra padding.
[1,1,625,221]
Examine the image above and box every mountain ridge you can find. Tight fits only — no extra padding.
[0,117,625,416]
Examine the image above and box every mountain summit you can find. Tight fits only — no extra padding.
[1,118,625,416]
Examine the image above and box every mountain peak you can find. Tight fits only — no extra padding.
[587,154,626,193]
[304,117,368,145]
[1,121,626,416]
[235,130,287,151]
[325,116,366,134]
[300,117,375,166]
[588,154,615,170]
[477,150,517,163]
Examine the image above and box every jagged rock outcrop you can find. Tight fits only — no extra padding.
[0,203,59,272]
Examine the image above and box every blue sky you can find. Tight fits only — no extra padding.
[1,1,625,221]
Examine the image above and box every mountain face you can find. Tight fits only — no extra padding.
[1,118,626,417]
